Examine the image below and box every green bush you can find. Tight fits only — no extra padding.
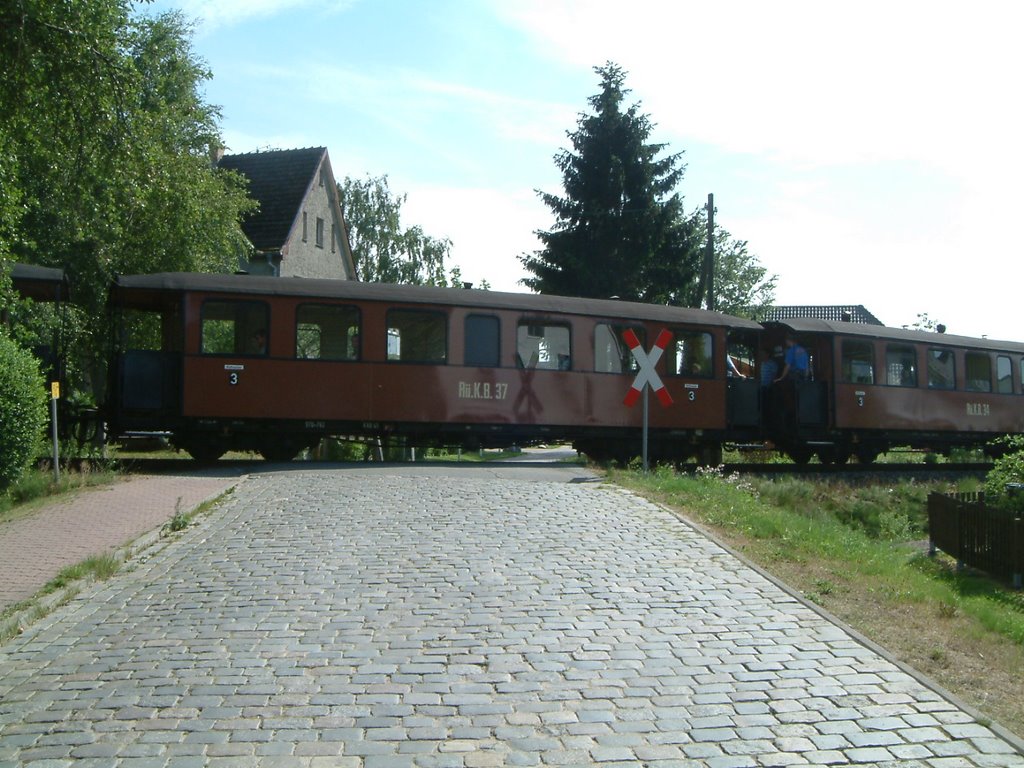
[985,436,1024,512]
[0,331,48,488]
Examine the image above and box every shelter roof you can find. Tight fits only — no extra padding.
[10,263,69,302]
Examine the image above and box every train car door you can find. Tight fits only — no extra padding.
[726,331,760,428]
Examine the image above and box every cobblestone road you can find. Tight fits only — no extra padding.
[1,466,1021,767]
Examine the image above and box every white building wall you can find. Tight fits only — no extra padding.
[280,165,350,279]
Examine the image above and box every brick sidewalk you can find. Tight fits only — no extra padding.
[0,471,242,609]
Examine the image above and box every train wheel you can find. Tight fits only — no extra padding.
[787,447,813,465]
[182,439,226,463]
[817,446,850,465]
[259,438,303,462]
[855,447,880,464]
[697,444,723,467]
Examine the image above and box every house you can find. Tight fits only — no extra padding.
[218,147,358,280]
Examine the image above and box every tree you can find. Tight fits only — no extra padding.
[338,175,454,286]
[1,2,254,400]
[520,62,700,304]
[688,206,777,318]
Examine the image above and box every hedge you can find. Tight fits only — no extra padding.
[0,331,47,488]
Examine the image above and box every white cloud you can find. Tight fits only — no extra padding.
[395,181,544,292]
[502,0,1024,169]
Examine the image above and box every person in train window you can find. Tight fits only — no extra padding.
[760,346,782,388]
[776,336,809,382]
[250,329,267,355]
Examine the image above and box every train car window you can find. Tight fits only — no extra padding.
[465,315,500,367]
[201,300,269,356]
[666,330,712,378]
[594,323,643,373]
[965,352,992,392]
[121,309,168,351]
[386,309,446,363]
[517,322,571,370]
[841,340,874,384]
[885,344,917,387]
[295,304,359,361]
[927,348,955,390]
[996,356,1013,394]
[727,339,756,378]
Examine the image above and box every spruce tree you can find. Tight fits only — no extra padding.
[521,62,701,304]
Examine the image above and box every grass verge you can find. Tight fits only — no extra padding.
[609,464,1024,739]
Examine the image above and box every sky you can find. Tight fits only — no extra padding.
[145,0,1023,341]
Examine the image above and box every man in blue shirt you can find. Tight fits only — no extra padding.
[776,336,809,382]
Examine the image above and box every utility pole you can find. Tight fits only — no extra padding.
[705,193,715,312]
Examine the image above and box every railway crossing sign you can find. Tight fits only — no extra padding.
[623,328,673,408]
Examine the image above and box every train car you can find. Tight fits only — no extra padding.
[762,319,1024,463]
[107,273,763,462]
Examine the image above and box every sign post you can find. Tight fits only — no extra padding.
[50,381,60,483]
[623,329,674,471]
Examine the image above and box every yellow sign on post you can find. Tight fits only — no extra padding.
[49,382,60,482]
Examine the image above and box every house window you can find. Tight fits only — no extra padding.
[595,323,643,373]
[516,321,570,370]
[296,304,359,360]
[387,309,446,363]
[200,301,269,356]
[927,348,955,390]
[302,212,308,242]
[315,217,325,249]
[331,224,336,253]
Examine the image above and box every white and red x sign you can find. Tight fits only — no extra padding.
[623,328,673,408]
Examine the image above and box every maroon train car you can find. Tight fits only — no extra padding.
[107,273,763,462]
[763,319,1024,463]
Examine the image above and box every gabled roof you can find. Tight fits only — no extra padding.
[218,147,327,252]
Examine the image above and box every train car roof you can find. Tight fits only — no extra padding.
[111,273,763,330]
[10,263,69,302]
[768,318,1024,354]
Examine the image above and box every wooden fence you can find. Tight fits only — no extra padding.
[927,492,1023,588]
